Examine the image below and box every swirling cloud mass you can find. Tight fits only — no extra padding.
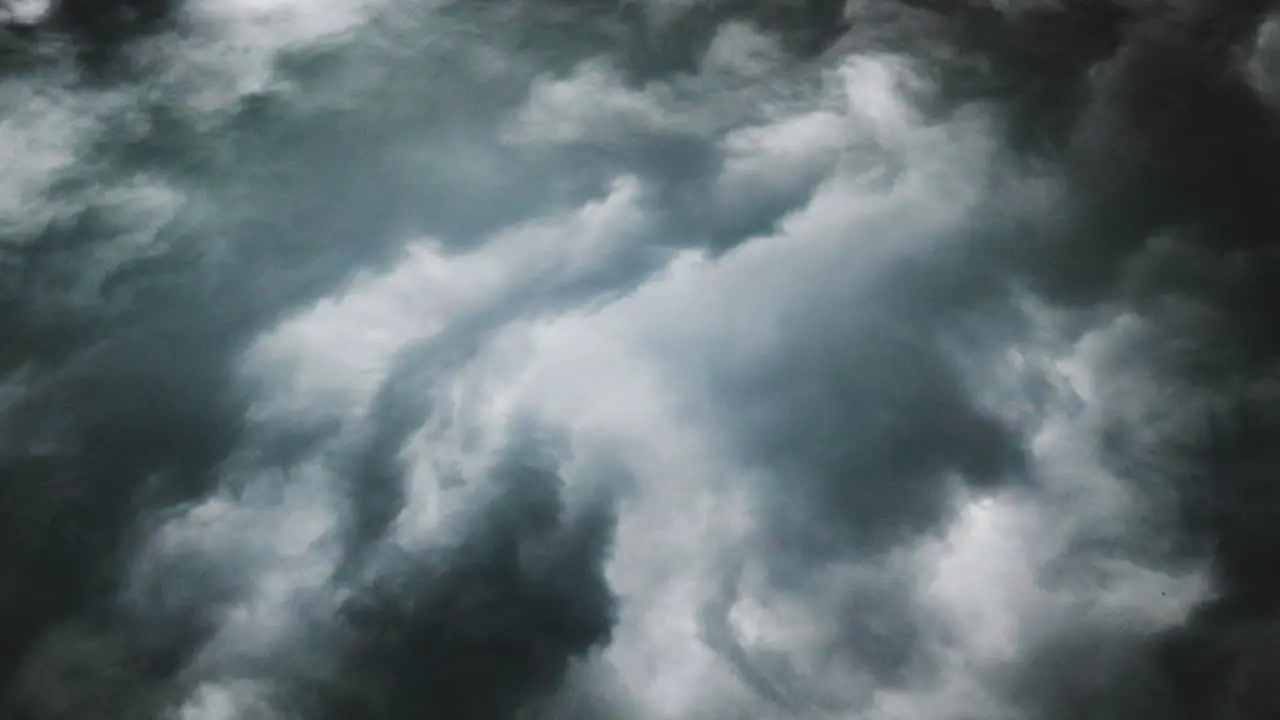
[2,1,1280,718]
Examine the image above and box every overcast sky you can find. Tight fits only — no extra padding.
[2,1,1280,719]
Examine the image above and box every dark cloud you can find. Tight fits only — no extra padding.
[713,310,1024,558]
[1005,620,1182,720]
[0,0,177,73]
[634,1,1280,716]
[860,2,1280,718]
[330,455,617,719]
[5,0,1280,719]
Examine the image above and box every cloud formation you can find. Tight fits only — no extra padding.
[3,1,1280,719]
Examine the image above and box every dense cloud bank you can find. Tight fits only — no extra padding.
[2,0,1280,718]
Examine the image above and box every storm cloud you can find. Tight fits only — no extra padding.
[2,0,1280,718]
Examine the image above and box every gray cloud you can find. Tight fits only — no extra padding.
[4,1,1280,719]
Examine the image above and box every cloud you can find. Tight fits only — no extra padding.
[5,1,1280,719]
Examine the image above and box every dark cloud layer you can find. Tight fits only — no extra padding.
[885,1,1280,717]
[4,0,1280,719]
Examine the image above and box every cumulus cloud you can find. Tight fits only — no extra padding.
[4,1,1280,719]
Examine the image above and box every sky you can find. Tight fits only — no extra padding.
[2,1,1280,718]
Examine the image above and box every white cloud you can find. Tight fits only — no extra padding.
[0,78,110,243]
[399,56,999,717]
[241,175,650,430]
[508,62,685,147]
[140,0,385,116]
[1,0,52,24]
